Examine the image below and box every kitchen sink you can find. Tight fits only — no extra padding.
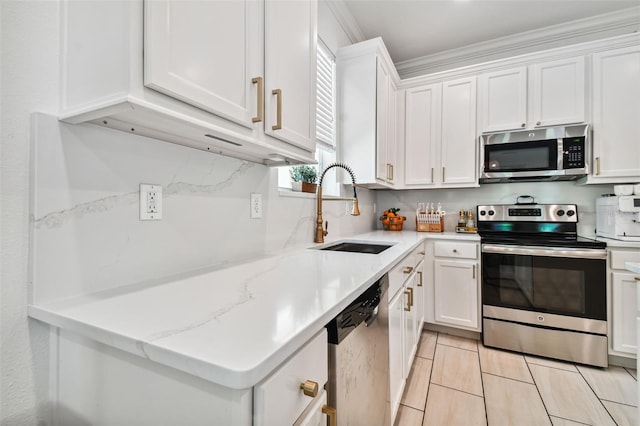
[319,241,393,254]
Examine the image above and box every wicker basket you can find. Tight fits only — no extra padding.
[381,215,406,231]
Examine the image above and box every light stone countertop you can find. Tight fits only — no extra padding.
[28,230,479,390]
[625,262,640,274]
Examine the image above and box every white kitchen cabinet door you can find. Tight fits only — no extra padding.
[144,0,262,129]
[414,260,425,339]
[531,57,585,127]
[612,272,638,355]
[264,0,317,152]
[388,288,406,423]
[404,84,441,185]
[404,277,418,377]
[434,259,479,330]
[375,57,393,183]
[441,77,477,185]
[478,67,527,132]
[591,45,640,180]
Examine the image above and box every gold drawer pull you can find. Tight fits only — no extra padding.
[403,266,414,274]
[251,76,263,123]
[417,271,423,287]
[272,89,282,130]
[596,157,601,175]
[404,290,412,311]
[322,405,337,426]
[473,265,476,279]
[635,276,640,281]
[300,380,318,398]
[407,287,414,307]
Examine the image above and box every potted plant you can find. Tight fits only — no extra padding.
[289,165,318,193]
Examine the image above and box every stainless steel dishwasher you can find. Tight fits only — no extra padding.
[325,275,390,426]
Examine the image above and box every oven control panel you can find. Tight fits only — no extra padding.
[477,204,578,222]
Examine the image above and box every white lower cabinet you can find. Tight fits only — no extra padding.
[609,248,640,358]
[55,327,328,426]
[427,240,481,332]
[388,284,406,423]
[387,244,425,424]
[254,329,329,425]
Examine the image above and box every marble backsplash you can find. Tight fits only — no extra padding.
[30,114,376,304]
[376,181,614,237]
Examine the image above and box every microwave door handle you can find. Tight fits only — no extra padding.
[482,244,607,260]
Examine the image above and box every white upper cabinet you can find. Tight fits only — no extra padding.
[337,38,399,188]
[402,77,477,189]
[60,0,317,165]
[264,0,317,152]
[478,67,527,132]
[375,58,394,184]
[404,84,441,186]
[531,57,585,127]
[478,57,585,133]
[144,1,262,129]
[590,45,640,182]
[441,77,477,185]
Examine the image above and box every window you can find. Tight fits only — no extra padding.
[278,38,337,195]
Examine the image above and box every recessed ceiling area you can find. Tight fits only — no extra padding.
[339,0,640,65]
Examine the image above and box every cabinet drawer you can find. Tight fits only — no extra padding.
[610,250,640,270]
[254,329,328,426]
[389,245,424,295]
[434,241,477,259]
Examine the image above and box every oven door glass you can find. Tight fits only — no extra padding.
[482,248,606,320]
[484,139,557,173]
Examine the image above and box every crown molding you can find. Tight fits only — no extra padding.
[324,0,366,45]
[396,6,640,79]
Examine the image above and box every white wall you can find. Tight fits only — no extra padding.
[1,1,367,424]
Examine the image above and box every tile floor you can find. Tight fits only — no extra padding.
[395,330,638,426]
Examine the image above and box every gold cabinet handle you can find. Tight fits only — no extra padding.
[521,123,526,128]
[251,77,263,123]
[419,251,425,256]
[417,270,423,287]
[473,265,476,279]
[389,164,394,181]
[299,380,318,398]
[442,167,445,182]
[404,290,412,311]
[431,167,434,182]
[403,266,414,274]
[272,89,282,130]
[322,405,337,426]
[407,287,414,307]
[635,276,640,281]
[596,157,601,175]
[536,121,541,126]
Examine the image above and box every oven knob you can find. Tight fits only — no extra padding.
[488,210,495,216]
[480,210,486,216]
[567,210,575,217]
[557,209,565,216]
[537,315,545,322]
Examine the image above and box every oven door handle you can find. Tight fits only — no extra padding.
[481,244,607,260]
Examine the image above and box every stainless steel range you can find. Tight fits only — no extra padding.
[478,198,608,367]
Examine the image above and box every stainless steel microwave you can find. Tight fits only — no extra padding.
[480,124,590,183]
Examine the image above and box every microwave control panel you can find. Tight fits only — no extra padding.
[562,137,585,169]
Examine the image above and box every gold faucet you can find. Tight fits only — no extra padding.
[315,162,360,243]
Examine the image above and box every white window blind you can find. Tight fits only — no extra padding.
[316,40,336,151]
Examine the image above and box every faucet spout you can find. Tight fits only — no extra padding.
[315,163,360,243]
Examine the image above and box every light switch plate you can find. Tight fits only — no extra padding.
[140,184,162,220]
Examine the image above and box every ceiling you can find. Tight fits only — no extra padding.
[340,0,640,64]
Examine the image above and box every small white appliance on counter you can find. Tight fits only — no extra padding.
[596,195,640,241]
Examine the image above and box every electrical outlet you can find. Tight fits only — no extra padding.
[140,184,162,220]
[250,193,262,219]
